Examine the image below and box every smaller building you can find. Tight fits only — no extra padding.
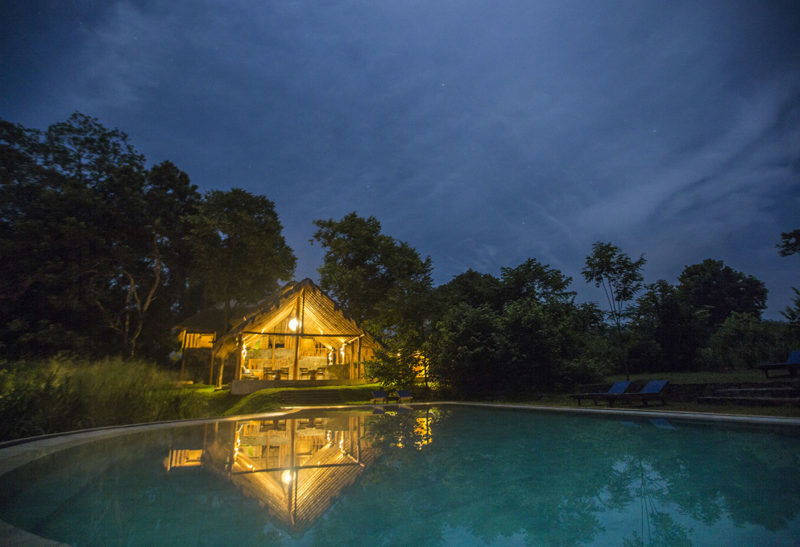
[206,279,379,392]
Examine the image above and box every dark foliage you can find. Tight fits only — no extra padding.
[0,114,294,361]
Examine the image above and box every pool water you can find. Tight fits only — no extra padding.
[1,406,799,545]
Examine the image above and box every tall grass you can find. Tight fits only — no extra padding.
[0,358,203,442]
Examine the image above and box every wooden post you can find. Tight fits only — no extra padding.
[357,336,362,380]
[235,334,243,381]
[292,291,302,380]
[216,355,225,388]
[179,330,188,382]
[209,347,216,385]
[350,343,355,380]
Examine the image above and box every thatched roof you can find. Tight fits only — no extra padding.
[213,279,380,356]
[174,303,259,335]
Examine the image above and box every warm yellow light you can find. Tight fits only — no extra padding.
[281,469,293,485]
[288,318,299,331]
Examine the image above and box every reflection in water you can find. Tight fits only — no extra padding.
[0,407,798,546]
[165,413,377,533]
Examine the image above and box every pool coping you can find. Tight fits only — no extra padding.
[1,402,798,545]
[2,402,798,471]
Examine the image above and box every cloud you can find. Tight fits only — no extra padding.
[3,0,799,315]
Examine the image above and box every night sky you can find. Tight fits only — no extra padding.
[2,1,799,317]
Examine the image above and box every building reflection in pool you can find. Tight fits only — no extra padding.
[165,413,377,532]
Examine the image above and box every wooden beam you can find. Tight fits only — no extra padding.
[239,331,363,338]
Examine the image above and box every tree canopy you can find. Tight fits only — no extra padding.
[190,188,296,329]
[582,242,646,379]
[0,114,294,360]
[312,212,432,335]
[677,258,767,329]
[2,113,797,391]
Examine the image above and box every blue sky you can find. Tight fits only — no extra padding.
[2,0,799,317]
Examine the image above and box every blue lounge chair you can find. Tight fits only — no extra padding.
[370,390,388,404]
[396,390,414,403]
[571,381,632,406]
[758,351,800,378]
[612,380,669,407]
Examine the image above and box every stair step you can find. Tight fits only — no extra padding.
[277,389,346,406]
[696,396,800,406]
[713,387,797,396]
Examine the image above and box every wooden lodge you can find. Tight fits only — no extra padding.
[177,279,381,394]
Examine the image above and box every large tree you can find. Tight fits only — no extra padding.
[778,229,800,326]
[0,114,202,359]
[677,258,767,330]
[630,280,705,371]
[582,242,646,379]
[189,188,296,330]
[312,212,433,387]
[312,212,432,333]
[428,258,608,396]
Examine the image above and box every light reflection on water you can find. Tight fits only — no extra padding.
[1,406,799,546]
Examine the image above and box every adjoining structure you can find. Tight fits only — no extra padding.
[195,279,380,393]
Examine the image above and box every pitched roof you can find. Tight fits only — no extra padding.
[174,304,258,334]
[213,279,380,356]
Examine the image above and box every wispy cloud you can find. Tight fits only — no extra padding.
[2,0,799,314]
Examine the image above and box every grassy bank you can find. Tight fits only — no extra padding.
[0,358,203,441]
[2,360,797,443]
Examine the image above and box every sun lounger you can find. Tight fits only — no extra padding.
[396,390,414,403]
[612,380,669,407]
[370,390,388,404]
[758,351,800,378]
[571,381,632,406]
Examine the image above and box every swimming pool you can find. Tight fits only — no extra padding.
[1,405,799,545]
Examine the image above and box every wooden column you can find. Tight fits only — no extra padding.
[350,343,355,380]
[209,347,216,385]
[216,355,225,388]
[270,335,276,371]
[235,334,243,381]
[179,330,188,382]
[292,292,302,380]
[357,336,362,380]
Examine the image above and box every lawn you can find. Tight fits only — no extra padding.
[187,371,800,420]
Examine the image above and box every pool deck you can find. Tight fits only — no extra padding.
[1,403,798,545]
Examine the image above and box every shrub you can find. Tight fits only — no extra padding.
[0,357,203,441]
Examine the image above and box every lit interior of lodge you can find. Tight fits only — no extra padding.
[178,280,380,387]
[166,414,376,533]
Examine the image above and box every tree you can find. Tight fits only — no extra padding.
[582,242,646,379]
[428,258,608,396]
[777,229,800,257]
[312,212,433,388]
[699,312,771,370]
[189,188,296,329]
[427,303,505,397]
[677,259,767,331]
[433,269,502,313]
[629,280,705,372]
[778,229,800,327]
[0,114,202,359]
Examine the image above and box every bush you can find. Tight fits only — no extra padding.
[0,357,203,441]
[698,313,797,371]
